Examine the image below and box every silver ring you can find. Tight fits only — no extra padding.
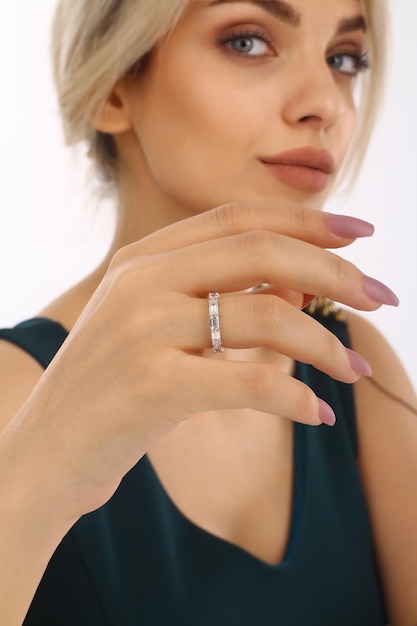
[208,292,224,353]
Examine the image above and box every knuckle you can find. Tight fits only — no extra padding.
[243,364,276,397]
[252,295,284,329]
[107,266,137,307]
[213,203,238,229]
[108,244,132,270]
[213,202,249,232]
[293,205,321,237]
[321,329,345,360]
[241,230,274,259]
[293,205,309,233]
[293,385,318,420]
[107,254,158,299]
[327,252,344,282]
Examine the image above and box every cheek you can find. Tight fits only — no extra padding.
[336,95,357,164]
[132,60,264,205]
[344,94,357,143]
[138,40,275,153]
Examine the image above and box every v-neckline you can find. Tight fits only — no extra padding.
[143,362,307,570]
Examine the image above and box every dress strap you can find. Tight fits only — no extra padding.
[0,318,68,369]
[305,306,358,455]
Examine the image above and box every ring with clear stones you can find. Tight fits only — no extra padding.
[208,292,224,353]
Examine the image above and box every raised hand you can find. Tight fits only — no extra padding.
[10,204,396,518]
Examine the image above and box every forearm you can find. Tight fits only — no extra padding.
[0,413,78,626]
[0,508,73,626]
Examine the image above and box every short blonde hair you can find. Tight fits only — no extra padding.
[342,0,388,188]
[51,0,188,186]
[51,0,388,189]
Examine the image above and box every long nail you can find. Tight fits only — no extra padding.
[326,214,375,238]
[363,276,400,307]
[318,399,336,426]
[347,349,372,377]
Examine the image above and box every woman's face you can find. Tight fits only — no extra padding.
[119,0,369,214]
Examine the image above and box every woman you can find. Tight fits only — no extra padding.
[0,0,416,624]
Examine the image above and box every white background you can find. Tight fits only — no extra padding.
[0,1,416,389]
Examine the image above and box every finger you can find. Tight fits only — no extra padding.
[173,294,365,384]
[172,354,331,427]
[134,203,374,256]
[246,284,305,309]
[161,232,398,311]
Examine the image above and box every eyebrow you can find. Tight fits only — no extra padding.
[208,1,368,34]
[336,15,368,35]
[208,0,301,27]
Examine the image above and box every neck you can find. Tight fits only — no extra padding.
[38,178,195,330]
[108,156,200,254]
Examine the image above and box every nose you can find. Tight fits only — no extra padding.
[281,57,348,133]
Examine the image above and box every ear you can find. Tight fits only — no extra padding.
[92,79,134,134]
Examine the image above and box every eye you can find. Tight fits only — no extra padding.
[218,30,274,57]
[327,52,371,77]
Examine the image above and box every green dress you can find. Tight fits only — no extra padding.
[0,314,387,625]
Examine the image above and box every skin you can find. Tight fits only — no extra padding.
[106,0,359,236]
[0,0,416,624]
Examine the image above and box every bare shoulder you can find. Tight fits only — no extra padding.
[0,278,91,436]
[0,267,103,437]
[346,311,417,625]
[346,311,415,403]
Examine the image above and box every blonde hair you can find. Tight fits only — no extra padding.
[51,0,189,186]
[341,0,389,188]
[51,0,388,189]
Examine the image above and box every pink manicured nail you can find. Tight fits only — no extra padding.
[325,214,375,238]
[363,276,400,307]
[347,349,372,377]
[318,399,336,426]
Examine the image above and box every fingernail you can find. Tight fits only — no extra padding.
[363,276,400,307]
[347,349,372,377]
[326,214,375,239]
[318,399,336,426]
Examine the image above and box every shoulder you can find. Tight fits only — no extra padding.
[346,312,416,464]
[0,286,83,435]
[345,311,417,624]
[346,311,415,401]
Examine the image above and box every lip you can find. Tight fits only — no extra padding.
[260,147,335,193]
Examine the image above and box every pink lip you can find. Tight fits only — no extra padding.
[260,147,335,193]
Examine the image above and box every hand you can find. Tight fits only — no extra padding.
[16,203,397,518]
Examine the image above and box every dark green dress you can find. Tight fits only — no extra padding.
[0,315,387,625]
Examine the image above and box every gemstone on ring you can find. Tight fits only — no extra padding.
[208,292,224,353]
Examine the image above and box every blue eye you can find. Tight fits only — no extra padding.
[219,30,274,57]
[229,36,269,55]
[328,52,371,76]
